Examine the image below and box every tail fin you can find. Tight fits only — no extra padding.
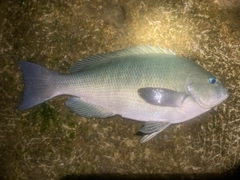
[18,61,60,110]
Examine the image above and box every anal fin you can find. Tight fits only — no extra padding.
[65,97,114,118]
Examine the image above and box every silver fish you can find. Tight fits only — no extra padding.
[18,46,228,143]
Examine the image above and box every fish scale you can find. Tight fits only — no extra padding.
[18,46,228,142]
[56,56,205,120]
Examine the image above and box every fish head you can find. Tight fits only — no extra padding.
[186,73,228,109]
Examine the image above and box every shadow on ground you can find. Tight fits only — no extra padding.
[60,165,240,180]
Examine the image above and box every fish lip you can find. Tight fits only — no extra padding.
[220,86,229,99]
[215,93,229,107]
[221,91,229,101]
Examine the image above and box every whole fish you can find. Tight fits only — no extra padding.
[18,46,228,143]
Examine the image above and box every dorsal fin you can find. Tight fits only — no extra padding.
[69,46,176,73]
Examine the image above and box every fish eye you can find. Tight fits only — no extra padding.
[209,77,216,84]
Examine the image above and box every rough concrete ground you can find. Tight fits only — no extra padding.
[0,0,240,179]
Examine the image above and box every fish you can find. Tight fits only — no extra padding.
[18,46,228,143]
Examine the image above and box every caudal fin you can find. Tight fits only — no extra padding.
[18,61,60,110]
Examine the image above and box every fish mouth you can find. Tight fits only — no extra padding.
[219,88,229,102]
[213,92,229,108]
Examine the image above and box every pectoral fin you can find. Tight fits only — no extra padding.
[65,97,114,118]
[138,88,188,107]
[139,121,171,143]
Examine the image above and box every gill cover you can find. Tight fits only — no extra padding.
[187,73,228,109]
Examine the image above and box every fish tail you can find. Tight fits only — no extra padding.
[18,61,60,110]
